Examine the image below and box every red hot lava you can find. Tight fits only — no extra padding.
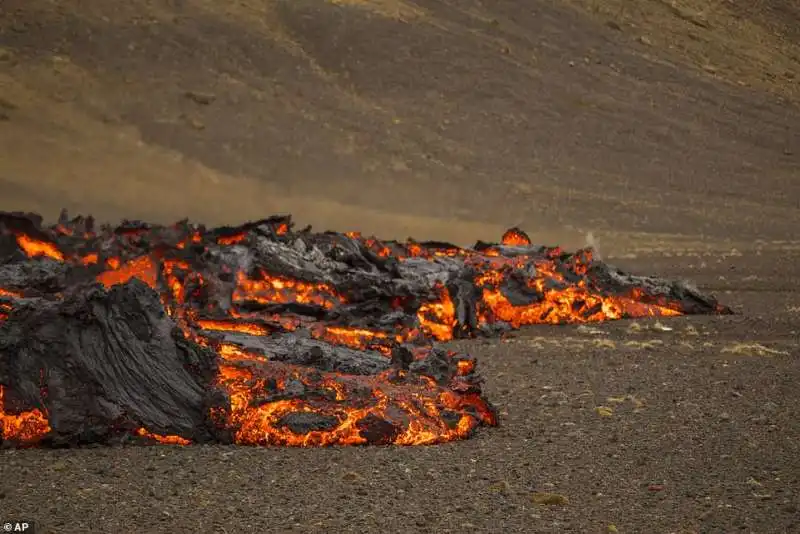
[0,211,729,447]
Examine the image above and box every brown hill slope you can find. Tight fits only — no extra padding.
[1,0,798,248]
[567,0,800,102]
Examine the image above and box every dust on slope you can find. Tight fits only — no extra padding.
[0,0,502,243]
[0,58,502,244]
[564,0,800,103]
[0,0,798,248]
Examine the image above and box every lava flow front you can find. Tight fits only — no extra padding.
[0,211,730,448]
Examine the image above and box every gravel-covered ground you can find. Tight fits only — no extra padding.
[2,251,798,533]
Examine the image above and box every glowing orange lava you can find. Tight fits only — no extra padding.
[214,364,492,447]
[218,233,247,245]
[136,427,192,445]
[456,359,475,375]
[501,227,532,246]
[96,256,158,289]
[16,234,65,261]
[417,284,456,341]
[217,343,268,362]
[233,271,344,309]
[81,252,99,265]
[197,319,272,337]
[320,326,391,349]
[0,288,22,299]
[0,385,51,444]
[0,212,725,449]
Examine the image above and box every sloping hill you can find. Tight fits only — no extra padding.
[567,0,800,102]
[1,0,797,248]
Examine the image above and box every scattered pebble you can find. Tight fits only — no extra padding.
[762,401,779,413]
[488,480,510,494]
[577,325,606,336]
[52,460,68,472]
[539,391,569,407]
[595,406,614,417]
[184,90,216,105]
[627,322,643,333]
[652,321,673,332]
[531,492,569,505]
[746,477,763,488]
[341,471,362,482]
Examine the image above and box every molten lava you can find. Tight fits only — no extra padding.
[213,363,493,447]
[0,210,730,448]
[96,256,158,289]
[233,271,344,309]
[136,427,192,446]
[0,385,51,444]
[501,227,532,247]
[417,284,457,341]
[15,234,64,261]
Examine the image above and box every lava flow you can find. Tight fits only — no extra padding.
[0,210,730,448]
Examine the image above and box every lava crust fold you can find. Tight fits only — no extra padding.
[0,211,730,447]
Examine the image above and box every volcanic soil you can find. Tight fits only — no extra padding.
[1,0,799,533]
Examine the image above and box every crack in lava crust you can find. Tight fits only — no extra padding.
[0,211,730,447]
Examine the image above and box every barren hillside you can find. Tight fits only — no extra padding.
[1,0,797,247]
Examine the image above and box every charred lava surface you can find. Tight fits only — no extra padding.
[0,211,731,448]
